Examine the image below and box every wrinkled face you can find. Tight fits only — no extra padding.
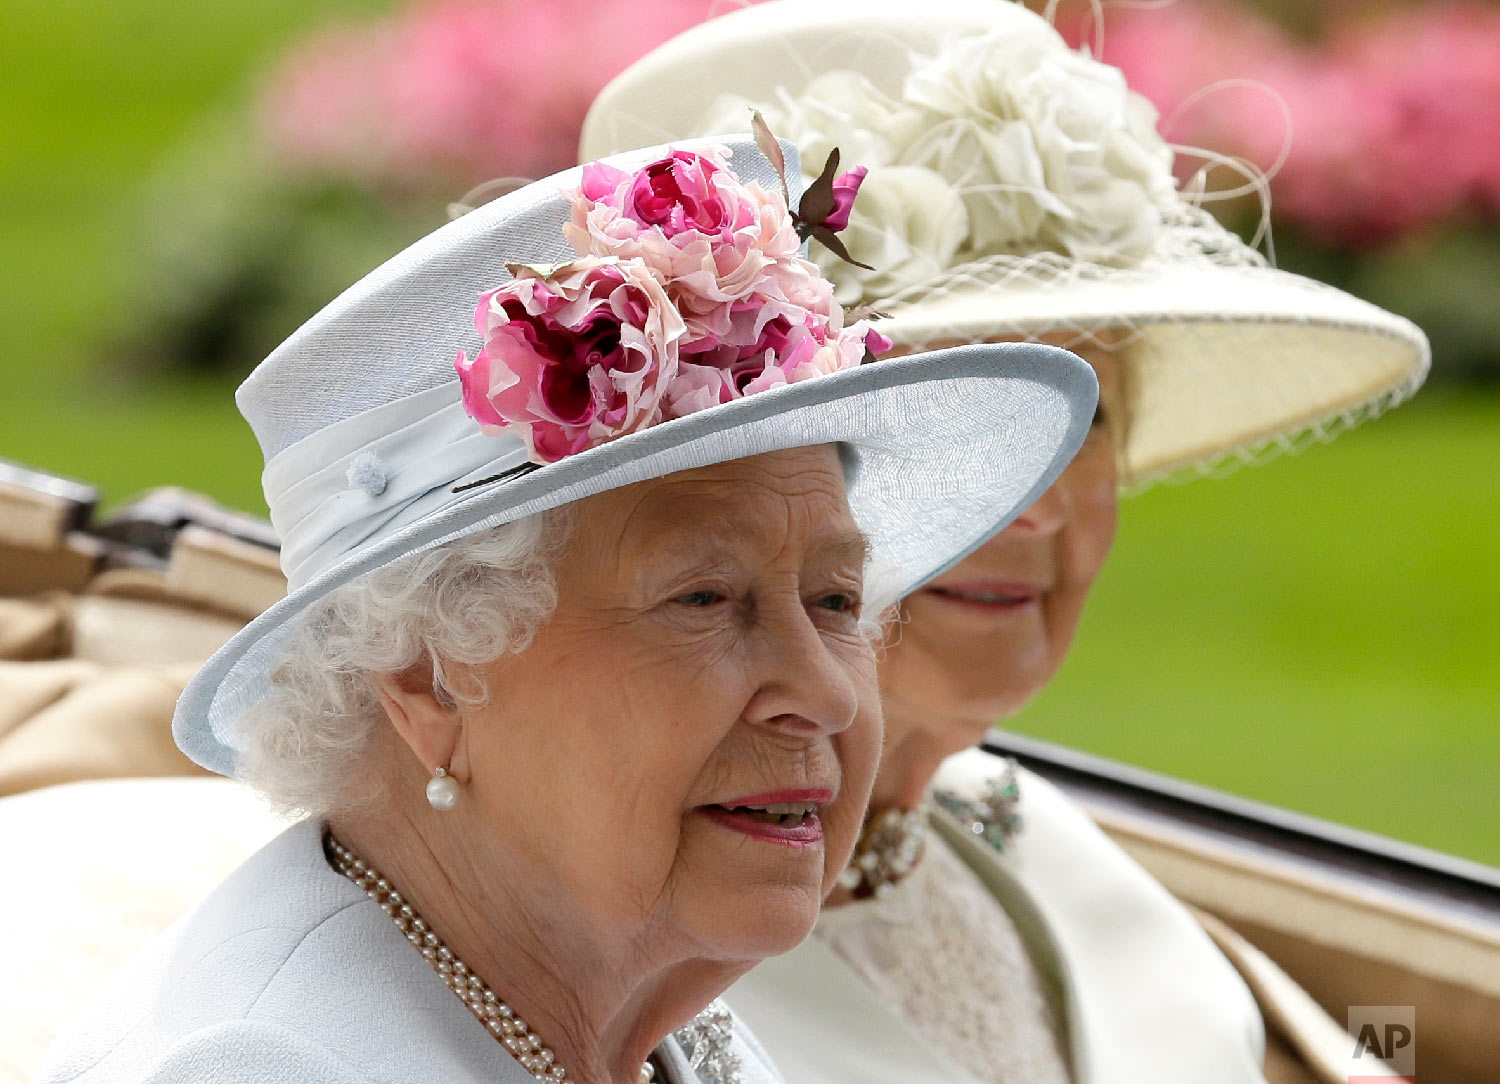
[462,445,881,964]
[880,339,1123,729]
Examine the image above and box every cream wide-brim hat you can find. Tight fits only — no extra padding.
[172,135,1097,778]
[581,0,1430,487]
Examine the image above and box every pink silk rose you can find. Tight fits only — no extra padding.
[458,145,887,464]
[566,148,803,316]
[666,310,889,415]
[580,148,757,240]
[455,258,686,463]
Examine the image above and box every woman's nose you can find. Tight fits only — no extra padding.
[1008,473,1072,536]
[743,606,862,737]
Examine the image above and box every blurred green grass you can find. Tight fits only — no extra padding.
[1,0,394,500]
[1016,390,1500,864]
[2,0,1496,865]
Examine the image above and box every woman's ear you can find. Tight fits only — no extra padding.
[370,664,468,783]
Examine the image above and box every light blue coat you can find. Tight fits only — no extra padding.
[37,819,781,1084]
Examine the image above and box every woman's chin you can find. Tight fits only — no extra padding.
[894,646,1054,725]
[675,826,827,955]
[690,884,823,959]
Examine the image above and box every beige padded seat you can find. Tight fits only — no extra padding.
[1,499,286,796]
[1090,802,1500,1084]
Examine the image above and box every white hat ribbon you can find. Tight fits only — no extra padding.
[262,381,529,591]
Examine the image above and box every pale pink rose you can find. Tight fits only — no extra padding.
[568,152,801,259]
[663,309,878,416]
[568,152,808,329]
[739,323,877,395]
[673,311,823,402]
[457,139,883,462]
[580,149,759,240]
[455,259,686,462]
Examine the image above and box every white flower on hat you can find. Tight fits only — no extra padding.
[752,72,925,180]
[704,25,1180,303]
[819,165,970,306]
[703,72,954,303]
[953,35,1178,262]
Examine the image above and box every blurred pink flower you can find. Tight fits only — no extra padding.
[1313,4,1500,238]
[261,0,767,192]
[1073,1,1292,173]
[1067,1,1500,246]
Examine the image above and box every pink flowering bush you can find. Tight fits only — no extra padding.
[261,0,768,192]
[457,146,888,462]
[1283,4,1500,244]
[1068,1,1500,247]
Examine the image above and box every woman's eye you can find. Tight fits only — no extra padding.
[815,593,860,615]
[674,590,723,608]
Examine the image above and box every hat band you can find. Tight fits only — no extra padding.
[262,381,529,591]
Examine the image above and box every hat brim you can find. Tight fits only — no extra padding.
[876,260,1429,486]
[174,342,1097,778]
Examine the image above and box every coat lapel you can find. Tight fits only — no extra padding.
[933,750,1269,1084]
[927,800,1084,1080]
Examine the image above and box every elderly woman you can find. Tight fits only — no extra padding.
[582,3,1430,1084]
[35,134,1094,1084]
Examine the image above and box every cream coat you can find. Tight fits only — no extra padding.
[36,818,782,1084]
[726,750,1269,1084]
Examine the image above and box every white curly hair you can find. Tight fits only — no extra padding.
[239,507,573,816]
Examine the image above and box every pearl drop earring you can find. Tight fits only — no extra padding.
[425,766,460,811]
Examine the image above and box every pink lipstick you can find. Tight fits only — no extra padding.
[699,788,831,847]
[924,581,1041,612]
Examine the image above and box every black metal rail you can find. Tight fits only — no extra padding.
[1,458,277,564]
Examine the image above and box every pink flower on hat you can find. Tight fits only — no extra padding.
[666,311,886,415]
[455,259,686,463]
[579,148,759,240]
[458,142,886,465]
[821,166,869,233]
[566,145,804,304]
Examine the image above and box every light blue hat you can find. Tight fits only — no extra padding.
[173,135,1098,777]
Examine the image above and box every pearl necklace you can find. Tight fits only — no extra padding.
[835,758,1026,899]
[326,834,653,1084]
